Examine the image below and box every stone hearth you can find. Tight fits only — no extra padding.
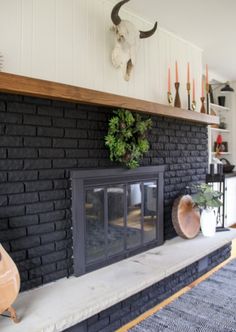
[0,230,235,332]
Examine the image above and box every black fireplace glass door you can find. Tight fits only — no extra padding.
[72,166,164,276]
[127,183,142,249]
[107,185,125,256]
[85,187,105,264]
[143,181,157,243]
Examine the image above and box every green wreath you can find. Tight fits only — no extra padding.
[105,109,152,169]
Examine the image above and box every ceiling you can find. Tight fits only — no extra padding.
[116,0,236,81]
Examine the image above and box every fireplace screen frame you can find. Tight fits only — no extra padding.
[71,166,165,276]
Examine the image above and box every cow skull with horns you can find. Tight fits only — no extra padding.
[111,0,158,81]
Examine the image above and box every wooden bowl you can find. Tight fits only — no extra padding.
[172,195,200,239]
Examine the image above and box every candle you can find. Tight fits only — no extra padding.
[193,79,195,100]
[206,64,209,85]
[202,78,204,97]
[168,67,171,93]
[187,63,190,84]
[175,61,179,82]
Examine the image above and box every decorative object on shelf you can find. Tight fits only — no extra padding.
[111,0,158,81]
[0,244,20,323]
[172,195,200,239]
[186,63,191,110]
[105,109,152,169]
[187,82,191,110]
[174,62,180,107]
[214,134,223,157]
[174,62,181,108]
[200,78,206,113]
[209,84,214,104]
[214,140,228,154]
[221,82,234,92]
[191,79,196,111]
[174,82,181,108]
[191,100,196,111]
[192,183,222,237]
[200,97,206,114]
[218,96,226,107]
[220,158,235,173]
[167,91,173,105]
[206,65,210,114]
[167,67,173,105]
[219,115,227,129]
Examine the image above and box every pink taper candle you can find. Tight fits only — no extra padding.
[168,67,171,93]
[175,61,179,82]
[187,63,190,84]
[202,78,204,97]
[206,64,209,85]
[193,79,195,100]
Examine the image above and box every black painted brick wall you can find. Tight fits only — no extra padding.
[0,92,208,290]
[65,243,232,332]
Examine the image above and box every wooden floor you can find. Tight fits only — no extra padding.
[117,233,236,332]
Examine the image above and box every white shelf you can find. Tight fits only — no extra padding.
[212,152,232,155]
[210,103,230,112]
[210,127,230,133]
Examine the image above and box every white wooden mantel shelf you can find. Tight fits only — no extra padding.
[0,72,219,125]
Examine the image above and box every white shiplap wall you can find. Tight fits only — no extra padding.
[0,0,203,109]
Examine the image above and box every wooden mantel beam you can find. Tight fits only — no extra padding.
[0,72,219,125]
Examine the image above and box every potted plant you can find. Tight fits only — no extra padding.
[191,183,222,237]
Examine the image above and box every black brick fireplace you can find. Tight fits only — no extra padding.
[0,92,208,291]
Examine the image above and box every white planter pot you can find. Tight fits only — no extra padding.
[200,209,216,237]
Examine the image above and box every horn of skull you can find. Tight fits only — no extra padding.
[111,0,158,81]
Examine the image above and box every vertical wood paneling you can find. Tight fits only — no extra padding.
[0,0,203,109]
[102,0,120,95]
[72,0,88,88]
[21,0,33,76]
[55,0,73,84]
[0,0,22,73]
[31,0,57,80]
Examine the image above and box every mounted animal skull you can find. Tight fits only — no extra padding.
[111,0,158,81]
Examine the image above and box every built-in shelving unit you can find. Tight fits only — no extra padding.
[208,99,232,163]
[210,128,230,133]
[210,103,230,112]
[0,72,219,125]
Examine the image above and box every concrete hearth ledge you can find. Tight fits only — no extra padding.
[1,230,236,332]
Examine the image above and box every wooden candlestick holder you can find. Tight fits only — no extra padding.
[206,83,210,114]
[187,82,191,110]
[167,92,173,105]
[200,97,206,114]
[174,82,181,108]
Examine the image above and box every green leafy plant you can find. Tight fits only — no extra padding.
[105,109,152,169]
[191,183,223,210]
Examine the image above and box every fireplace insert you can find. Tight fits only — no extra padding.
[71,166,164,276]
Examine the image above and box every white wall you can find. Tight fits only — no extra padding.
[0,0,203,109]
[229,82,236,166]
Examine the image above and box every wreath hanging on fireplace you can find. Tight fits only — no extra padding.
[105,109,152,169]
